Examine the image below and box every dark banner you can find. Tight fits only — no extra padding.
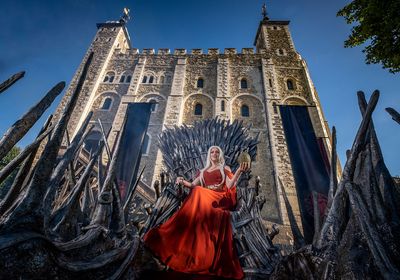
[279,105,330,243]
[116,103,152,202]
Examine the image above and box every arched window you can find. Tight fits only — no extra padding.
[83,131,102,154]
[197,78,204,88]
[159,76,165,84]
[142,76,148,83]
[126,75,132,83]
[119,75,125,83]
[287,79,294,90]
[194,103,203,115]
[141,134,150,155]
[240,78,248,89]
[241,105,250,117]
[149,99,157,112]
[103,72,115,83]
[149,76,154,84]
[221,100,225,112]
[101,97,112,110]
[284,97,307,106]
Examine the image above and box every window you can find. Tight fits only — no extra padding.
[269,79,273,87]
[119,75,125,83]
[149,99,157,112]
[126,75,132,83]
[159,76,165,84]
[278,49,284,55]
[287,79,294,90]
[103,72,115,83]
[197,78,204,88]
[149,76,154,84]
[194,103,203,115]
[101,97,112,110]
[284,97,307,106]
[240,78,248,89]
[142,134,150,155]
[221,100,225,112]
[241,105,250,117]
[83,131,102,154]
[166,75,172,84]
[142,76,148,83]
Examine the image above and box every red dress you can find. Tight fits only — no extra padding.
[143,168,244,279]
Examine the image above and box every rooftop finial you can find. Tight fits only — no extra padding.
[262,3,269,20]
[119,7,131,24]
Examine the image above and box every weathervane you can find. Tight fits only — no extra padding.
[119,7,131,24]
[262,3,268,19]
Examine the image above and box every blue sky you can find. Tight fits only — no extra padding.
[0,0,399,176]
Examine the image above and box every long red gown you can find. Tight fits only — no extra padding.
[143,168,244,279]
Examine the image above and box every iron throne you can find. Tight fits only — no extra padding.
[140,118,282,278]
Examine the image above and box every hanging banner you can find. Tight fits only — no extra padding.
[279,105,330,243]
[115,102,152,201]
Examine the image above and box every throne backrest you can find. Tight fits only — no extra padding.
[158,118,259,181]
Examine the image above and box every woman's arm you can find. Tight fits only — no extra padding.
[176,176,201,189]
[226,163,250,189]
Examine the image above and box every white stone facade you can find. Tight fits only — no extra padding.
[52,18,334,242]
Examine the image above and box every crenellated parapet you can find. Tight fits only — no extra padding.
[116,48,262,56]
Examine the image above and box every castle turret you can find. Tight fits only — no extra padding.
[52,10,132,149]
[254,4,295,58]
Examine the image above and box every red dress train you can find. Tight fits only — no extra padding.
[143,168,244,279]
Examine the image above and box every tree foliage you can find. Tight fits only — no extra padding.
[337,0,400,73]
[0,146,21,194]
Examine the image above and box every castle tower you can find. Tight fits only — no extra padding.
[52,7,334,244]
[254,10,334,242]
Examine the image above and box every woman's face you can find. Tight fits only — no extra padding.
[210,147,220,163]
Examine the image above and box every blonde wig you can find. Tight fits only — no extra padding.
[199,146,226,186]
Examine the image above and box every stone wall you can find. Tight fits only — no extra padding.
[53,18,335,243]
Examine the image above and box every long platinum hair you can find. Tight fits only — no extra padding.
[199,146,226,186]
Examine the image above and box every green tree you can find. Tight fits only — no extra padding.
[0,146,21,196]
[337,0,400,73]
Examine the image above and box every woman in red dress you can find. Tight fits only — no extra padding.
[143,146,249,279]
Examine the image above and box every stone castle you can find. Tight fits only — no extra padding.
[53,8,333,242]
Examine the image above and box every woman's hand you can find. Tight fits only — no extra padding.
[175,176,194,189]
[176,176,184,185]
[239,162,250,173]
